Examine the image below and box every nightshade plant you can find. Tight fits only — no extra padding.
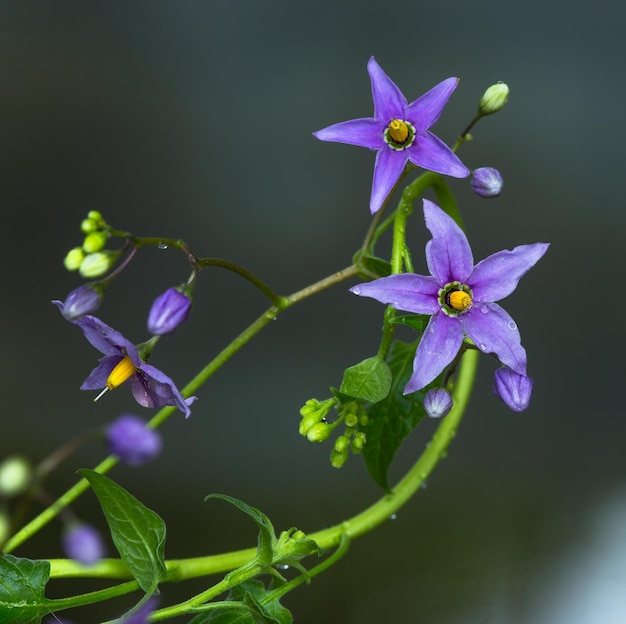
[0,57,549,624]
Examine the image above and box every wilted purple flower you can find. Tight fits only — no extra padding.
[313,57,468,214]
[493,367,533,412]
[54,285,102,320]
[62,522,105,565]
[424,388,453,419]
[147,287,191,335]
[53,306,195,417]
[106,414,162,465]
[471,167,503,198]
[351,200,549,394]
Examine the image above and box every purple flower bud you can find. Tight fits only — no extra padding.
[423,388,453,419]
[470,167,503,198]
[493,367,533,412]
[62,523,106,565]
[147,288,191,335]
[54,285,102,320]
[106,414,162,466]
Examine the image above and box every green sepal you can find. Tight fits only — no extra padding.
[339,356,392,403]
[389,314,430,333]
[204,494,276,567]
[362,341,427,490]
[0,555,52,624]
[78,469,167,594]
[187,579,292,624]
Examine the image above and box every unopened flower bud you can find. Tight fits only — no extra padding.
[330,448,348,469]
[147,288,192,336]
[64,247,85,271]
[424,388,453,419]
[62,523,106,566]
[54,285,103,320]
[79,251,116,278]
[307,422,332,443]
[81,218,98,234]
[106,414,162,466]
[493,367,533,412]
[0,455,32,497]
[344,412,358,428]
[83,231,108,253]
[334,435,349,453]
[471,167,503,198]
[351,432,366,453]
[479,82,509,115]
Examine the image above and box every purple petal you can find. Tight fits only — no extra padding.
[462,303,527,375]
[370,147,408,214]
[468,243,550,302]
[313,117,384,149]
[423,199,474,284]
[405,313,464,393]
[405,77,459,131]
[72,315,133,357]
[407,132,469,178]
[367,56,407,120]
[350,274,439,314]
[80,355,123,390]
[131,363,194,418]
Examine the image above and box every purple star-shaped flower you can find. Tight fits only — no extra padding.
[53,303,195,417]
[350,200,549,394]
[313,56,469,214]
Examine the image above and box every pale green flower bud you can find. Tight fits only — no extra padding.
[64,247,85,271]
[79,251,116,278]
[351,432,366,453]
[307,422,332,443]
[83,231,108,253]
[87,210,103,222]
[334,435,349,453]
[0,455,32,497]
[479,82,509,115]
[81,218,98,234]
[330,448,348,469]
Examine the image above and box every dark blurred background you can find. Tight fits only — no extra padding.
[1,1,623,623]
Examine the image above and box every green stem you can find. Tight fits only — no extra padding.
[47,347,478,584]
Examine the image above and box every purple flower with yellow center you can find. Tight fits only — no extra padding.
[313,56,469,214]
[53,304,195,417]
[350,199,549,394]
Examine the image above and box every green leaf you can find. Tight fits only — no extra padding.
[355,253,391,278]
[339,356,392,403]
[188,580,292,624]
[0,555,52,624]
[389,314,430,333]
[204,495,276,566]
[362,341,427,490]
[78,469,166,594]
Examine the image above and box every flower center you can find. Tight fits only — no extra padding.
[384,119,416,150]
[438,282,473,317]
[94,355,137,402]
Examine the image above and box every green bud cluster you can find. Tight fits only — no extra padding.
[64,211,118,278]
[299,398,369,469]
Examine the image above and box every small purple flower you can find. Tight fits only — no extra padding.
[147,287,192,336]
[62,522,105,565]
[493,367,533,412]
[55,285,102,320]
[106,414,162,465]
[351,200,549,394]
[471,167,503,198]
[313,56,469,214]
[424,388,453,419]
[53,305,196,417]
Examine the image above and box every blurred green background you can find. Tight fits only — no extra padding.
[1,1,623,622]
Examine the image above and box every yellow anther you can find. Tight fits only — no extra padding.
[388,119,409,144]
[107,355,137,389]
[449,290,472,311]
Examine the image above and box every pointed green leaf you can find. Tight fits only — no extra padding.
[0,555,52,624]
[79,469,166,593]
[339,356,392,403]
[204,495,275,566]
[389,314,430,332]
[363,341,427,490]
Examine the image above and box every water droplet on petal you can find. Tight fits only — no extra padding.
[351,286,361,295]
[479,343,487,351]
[480,305,489,314]
[508,321,517,330]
